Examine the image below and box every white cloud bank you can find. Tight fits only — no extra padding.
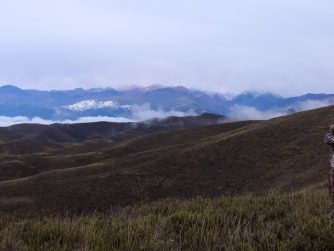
[293,99,334,112]
[228,105,288,121]
[130,104,195,121]
[228,99,334,121]
[0,116,135,127]
[0,104,195,127]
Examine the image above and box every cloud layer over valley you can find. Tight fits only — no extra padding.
[0,104,196,127]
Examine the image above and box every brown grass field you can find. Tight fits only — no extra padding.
[1,188,334,250]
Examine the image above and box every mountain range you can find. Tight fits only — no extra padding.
[0,84,334,122]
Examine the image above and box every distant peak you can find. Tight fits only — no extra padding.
[121,84,165,93]
[0,84,21,89]
[172,86,189,92]
[237,91,282,99]
[0,85,23,92]
[143,85,165,92]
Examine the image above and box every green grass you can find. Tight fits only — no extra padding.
[1,188,334,251]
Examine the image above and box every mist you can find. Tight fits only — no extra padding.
[0,116,135,127]
[228,98,334,121]
[130,104,195,121]
[293,99,334,112]
[0,104,195,127]
[228,105,288,121]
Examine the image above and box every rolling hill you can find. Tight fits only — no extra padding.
[0,113,225,148]
[0,105,332,215]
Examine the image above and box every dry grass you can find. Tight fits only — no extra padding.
[1,188,334,251]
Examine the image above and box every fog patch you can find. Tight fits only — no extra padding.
[0,116,135,127]
[63,116,136,124]
[130,103,195,121]
[0,105,195,126]
[293,99,334,112]
[228,105,288,121]
[228,98,334,121]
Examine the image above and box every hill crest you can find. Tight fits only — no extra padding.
[0,106,331,215]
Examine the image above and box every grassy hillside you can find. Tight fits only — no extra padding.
[1,188,334,250]
[0,105,333,215]
[0,113,226,146]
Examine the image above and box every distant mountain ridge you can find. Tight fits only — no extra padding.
[0,84,333,121]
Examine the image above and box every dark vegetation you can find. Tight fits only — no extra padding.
[1,189,334,250]
[0,107,334,249]
[0,106,332,216]
[0,112,225,146]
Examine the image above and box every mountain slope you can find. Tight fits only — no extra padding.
[0,106,332,215]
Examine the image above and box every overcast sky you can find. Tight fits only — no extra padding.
[0,0,333,96]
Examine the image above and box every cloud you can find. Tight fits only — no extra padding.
[293,99,334,112]
[63,116,136,124]
[228,98,334,121]
[0,116,135,127]
[0,99,333,126]
[0,105,194,126]
[130,103,195,121]
[228,105,288,121]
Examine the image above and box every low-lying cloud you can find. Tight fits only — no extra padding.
[130,103,195,121]
[293,99,334,112]
[1,98,333,126]
[228,98,334,121]
[0,116,135,127]
[0,104,195,127]
[228,105,288,121]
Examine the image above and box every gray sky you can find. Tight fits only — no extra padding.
[0,0,333,96]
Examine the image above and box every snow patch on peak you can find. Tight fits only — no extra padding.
[63,100,125,112]
[221,93,235,101]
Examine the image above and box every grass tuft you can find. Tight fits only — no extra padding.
[1,188,334,250]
